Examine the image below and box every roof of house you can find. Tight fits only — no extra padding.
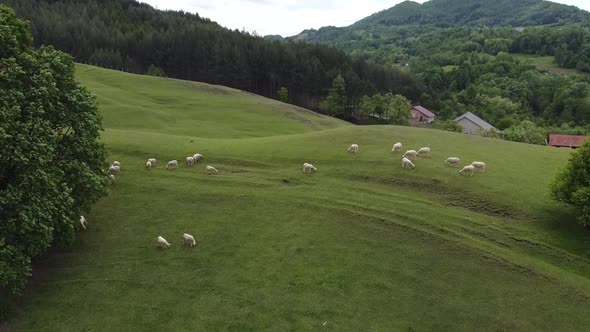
[549,134,589,148]
[412,105,436,118]
[454,112,497,131]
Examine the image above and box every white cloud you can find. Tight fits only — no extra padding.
[139,0,590,37]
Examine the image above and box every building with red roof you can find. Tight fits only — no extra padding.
[549,134,589,148]
[410,105,436,124]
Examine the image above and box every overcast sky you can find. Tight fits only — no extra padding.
[139,0,590,37]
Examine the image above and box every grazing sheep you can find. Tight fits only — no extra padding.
[108,165,121,175]
[392,142,402,152]
[403,150,417,160]
[145,161,152,170]
[106,174,116,183]
[112,161,121,167]
[186,156,195,167]
[183,233,196,247]
[402,157,415,169]
[348,144,359,154]
[193,154,203,163]
[148,158,157,167]
[472,161,487,173]
[166,160,178,170]
[417,147,431,158]
[157,236,171,249]
[459,165,475,176]
[303,163,317,173]
[206,165,219,175]
[444,157,460,167]
[79,215,87,230]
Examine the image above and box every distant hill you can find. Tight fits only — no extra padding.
[293,0,590,43]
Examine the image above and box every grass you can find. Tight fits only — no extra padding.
[511,53,581,76]
[6,64,590,330]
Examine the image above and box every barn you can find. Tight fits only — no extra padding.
[454,112,498,136]
[410,106,436,124]
[548,134,589,148]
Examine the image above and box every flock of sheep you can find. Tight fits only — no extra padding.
[87,143,486,249]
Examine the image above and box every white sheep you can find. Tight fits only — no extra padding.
[183,233,196,247]
[392,142,402,152]
[472,161,487,173]
[303,163,317,173]
[157,236,171,249]
[417,147,431,158]
[348,144,359,154]
[402,157,415,169]
[206,165,219,175]
[112,161,121,167]
[186,156,195,167]
[403,150,417,160]
[460,165,475,176]
[444,157,460,167]
[148,158,157,167]
[108,165,120,175]
[145,161,152,170]
[79,215,87,230]
[166,160,178,170]
[193,154,203,163]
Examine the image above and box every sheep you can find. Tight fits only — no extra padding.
[417,147,431,158]
[444,157,460,167]
[157,236,171,249]
[112,161,121,167]
[402,157,415,169]
[206,165,219,175]
[472,161,487,173]
[166,160,178,170]
[193,154,203,163]
[148,158,157,167]
[348,144,359,154]
[403,150,417,160]
[186,156,195,167]
[79,215,87,230]
[182,233,196,247]
[108,165,121,175]
[303,163,317,173]
[392,142,402,152]
[459,165,475,176]
[145,161,152,170]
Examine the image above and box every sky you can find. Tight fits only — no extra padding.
[139,0,590,37]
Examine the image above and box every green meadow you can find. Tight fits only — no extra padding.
[8,64,590,331]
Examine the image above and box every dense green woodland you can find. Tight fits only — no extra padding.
[1,0,420,115]
[290,0,590,138]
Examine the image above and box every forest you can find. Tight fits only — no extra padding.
[0,0,419,116]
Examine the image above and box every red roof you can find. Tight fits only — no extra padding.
[549,134,589,148]
[412,106,436,118]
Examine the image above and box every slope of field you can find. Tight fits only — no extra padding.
[512,53,581,76]
[7,65,590,330]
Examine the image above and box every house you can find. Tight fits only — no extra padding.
[454,112,498,136]
[548,134,589,148]
[410,106,436,124]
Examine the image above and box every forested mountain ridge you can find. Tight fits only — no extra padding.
[0,0,420,114]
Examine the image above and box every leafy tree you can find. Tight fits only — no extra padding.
[277,87,289,103]
[501,120,547,145]
[146,64,166,77]
[359,95,374,119]
[0,6,107,294]
[551,140,590,227]
[323,75,347,116]
[386,94,411,125]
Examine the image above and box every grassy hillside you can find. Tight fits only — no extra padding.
[6,65,590,330]
[512,53,581,76]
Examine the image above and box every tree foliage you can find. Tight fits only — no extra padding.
[551,140,590,226]
[0,5,107,294]
[277,87,288,103]
[322,75,347,116]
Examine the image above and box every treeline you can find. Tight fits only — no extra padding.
[1,0,420,113]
